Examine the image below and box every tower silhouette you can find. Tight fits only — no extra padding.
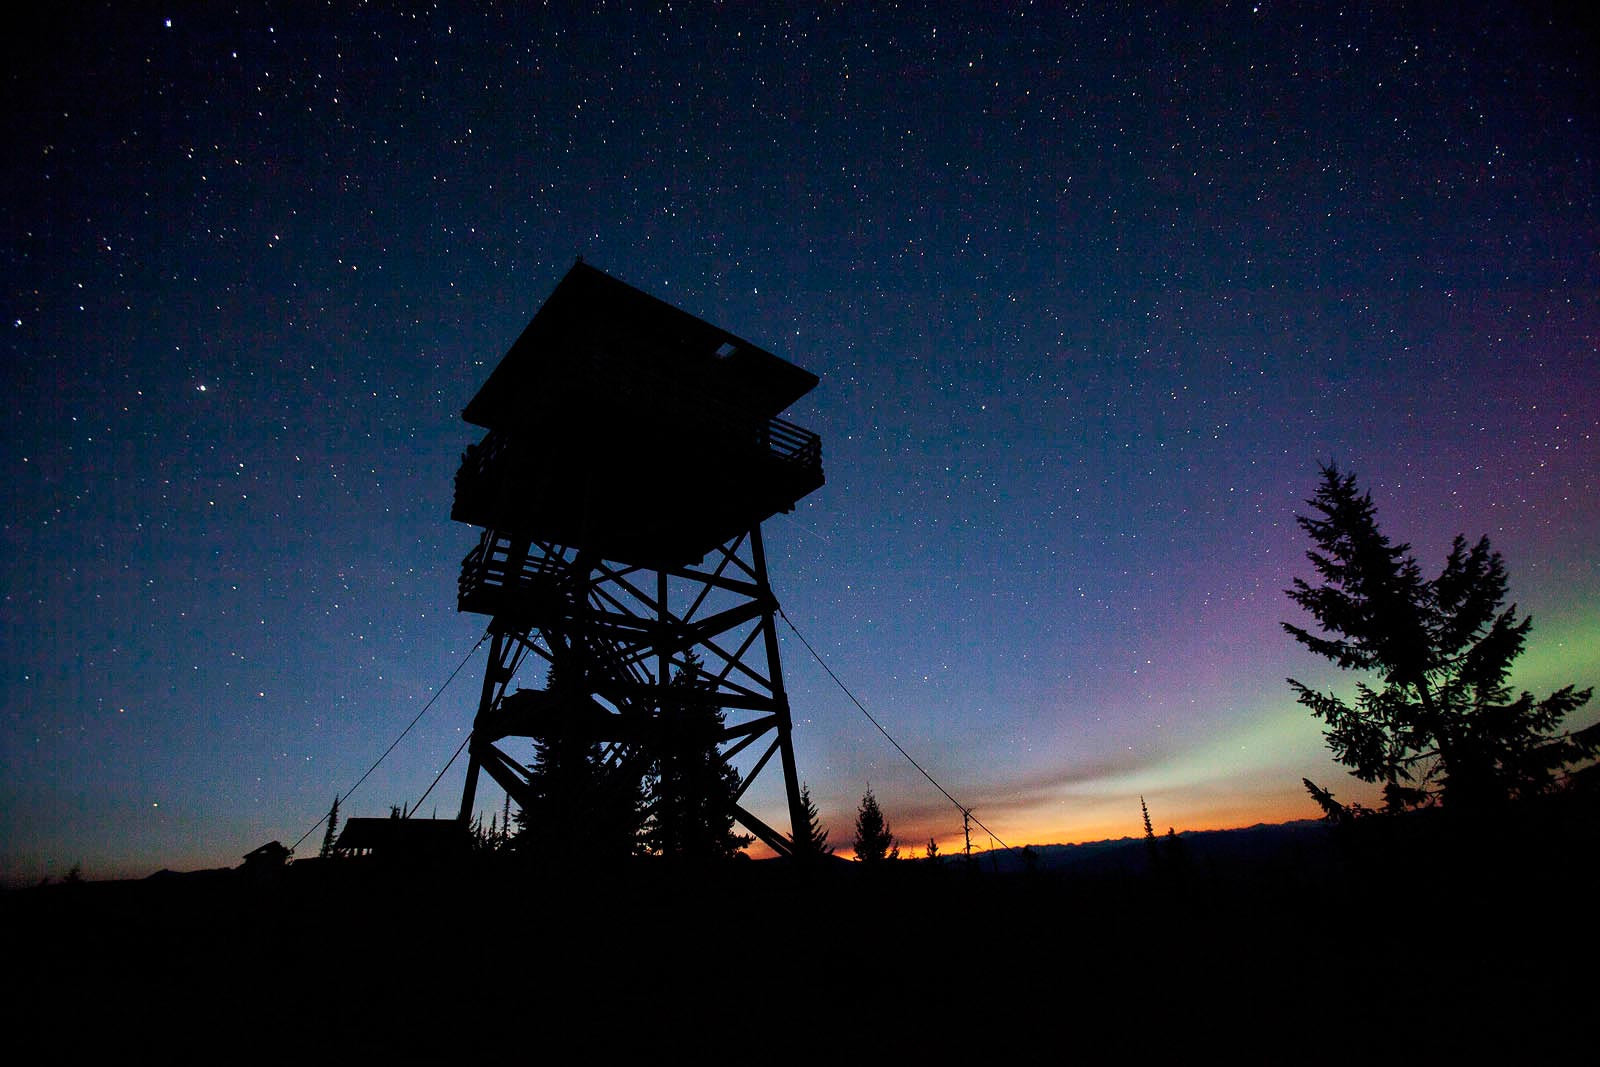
[452,263,824,856]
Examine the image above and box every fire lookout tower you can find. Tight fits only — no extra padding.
[452,262,824,856]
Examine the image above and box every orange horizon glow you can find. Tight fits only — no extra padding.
[744,787,1333,861]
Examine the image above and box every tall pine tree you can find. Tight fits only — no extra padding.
[318,795,340,858]
[1140,795,1158,869]
[642,651,751,860]
[1285,464,1596,809]
[515,662,643,862]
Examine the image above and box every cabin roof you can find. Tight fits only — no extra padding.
[462,262,818,430]
[242,840,290,863]
[335,817,466,852]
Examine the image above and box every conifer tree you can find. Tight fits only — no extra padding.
[1285,465,1596,808]
[852,788,898,863]
[1162,826,1187,871]
[319,795,341,858]
[642,651,751,860]
[512,655,644,862]
[517,715,642,863]
[1140,795,1159,868]
[792,781,833,857]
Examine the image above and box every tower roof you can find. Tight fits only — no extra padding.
[462,261,818,430]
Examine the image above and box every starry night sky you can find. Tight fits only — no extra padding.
[4,3,1597,881]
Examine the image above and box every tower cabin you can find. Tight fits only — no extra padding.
[453,263,824,615]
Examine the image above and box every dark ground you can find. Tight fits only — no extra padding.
[7,797,1597,1060]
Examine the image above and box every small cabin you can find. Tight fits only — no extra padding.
[241,840,291,871]
[452,263,824,581]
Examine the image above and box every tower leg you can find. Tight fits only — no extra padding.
[454,526,809,856]
[457,627,519,824]
[456,756,482,826]
[750,526,807,845]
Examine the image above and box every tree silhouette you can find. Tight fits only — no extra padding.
[318,794,341,858]
[852,788,898,862]
[1285,465,1596,809]
[1162,826,1188,873]
[1303,778,1360,824]
[513,658,642,861]
[792,781,833,857]
[1141,795,1159,868]
[516,716,642,864]
[642,651,751,860]
[470,812,489,851]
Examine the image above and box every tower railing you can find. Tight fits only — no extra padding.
[457,531,567,614]
[763,416,821,470]
[455,412,821,508]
